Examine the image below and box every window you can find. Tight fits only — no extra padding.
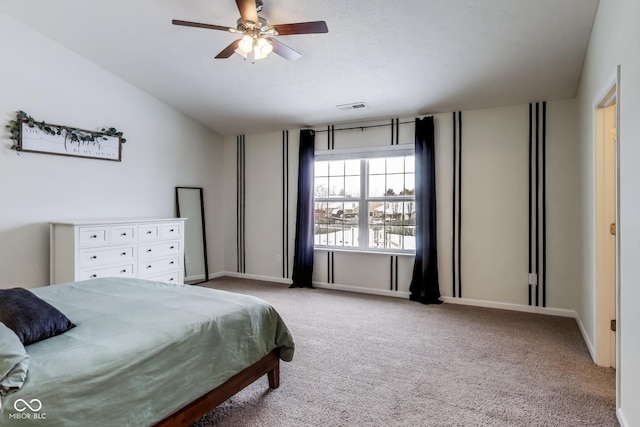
[314,149,415,252]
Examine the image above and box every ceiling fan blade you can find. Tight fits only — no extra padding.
[269,38,302,61]
[271,21,328,36]
[235,0,259,24]
[215,39,241,59]
[172,19,234,32]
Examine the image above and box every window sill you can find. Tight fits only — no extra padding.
[313,247,415,257]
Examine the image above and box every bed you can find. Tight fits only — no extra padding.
[0,277,295,426]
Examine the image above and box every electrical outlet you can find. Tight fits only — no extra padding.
[275,254,282,263]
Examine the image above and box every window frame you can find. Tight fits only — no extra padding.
[314,145,415,254]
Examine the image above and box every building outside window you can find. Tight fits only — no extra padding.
[314,148,415,252]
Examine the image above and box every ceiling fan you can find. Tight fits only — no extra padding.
[172,0,328,62]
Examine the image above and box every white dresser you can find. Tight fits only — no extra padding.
[50,218,186,285]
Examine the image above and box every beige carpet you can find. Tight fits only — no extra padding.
[191,277,617,427]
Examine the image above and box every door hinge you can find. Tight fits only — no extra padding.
[611,319,616,332]
[610,223,616,235]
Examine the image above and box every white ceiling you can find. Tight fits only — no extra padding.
[0,0,599,136]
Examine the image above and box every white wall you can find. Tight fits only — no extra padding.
[0,12,224,288]
[223,104,581,310]
[575,0,640,425]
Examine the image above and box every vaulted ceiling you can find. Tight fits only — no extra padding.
[0,0,599,136]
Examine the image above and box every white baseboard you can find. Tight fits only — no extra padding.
[220,271,293,285]
[617,408,629,427]
[313,282,410,299]
[574,312,596,361]
[440,296,576,318]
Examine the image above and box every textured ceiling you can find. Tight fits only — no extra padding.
[0,0,599,136]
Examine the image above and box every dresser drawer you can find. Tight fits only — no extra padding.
[138,224,160,241]
[139,240,182,260]
[110,226,136,244]
[78,227,108,247]
[78,245,135,267]
[143,270,182,285]
[139,256,181,276]
[160,223,183,239]
[79,263,135,280]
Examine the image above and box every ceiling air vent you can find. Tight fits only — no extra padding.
[336,102,368,111]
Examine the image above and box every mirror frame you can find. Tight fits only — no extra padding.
[175,186,209,284]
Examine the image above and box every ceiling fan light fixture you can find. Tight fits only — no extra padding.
[256,37,273,56]
[238,35,254,53]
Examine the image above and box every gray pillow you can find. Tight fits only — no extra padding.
[0,322,30,396]
[0,288,75,345]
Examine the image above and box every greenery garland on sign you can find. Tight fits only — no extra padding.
[6,110,126,151]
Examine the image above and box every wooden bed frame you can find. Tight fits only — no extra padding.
[153,348,281,426]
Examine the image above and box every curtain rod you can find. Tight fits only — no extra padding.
[312,119,416,133]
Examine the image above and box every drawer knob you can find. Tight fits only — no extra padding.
[170,229,175,232]
[121,232,127,236]
[90,255,97,260]
[146,249,152,253]
[147,231,152,234]
[121,252,127,256]
[147,265,152,269]
[169,278,174,281]
[90,235,97,239]
[120,269,127,273]
[169,261,174,265]
[170,246,175,250]
[90,274,97,278]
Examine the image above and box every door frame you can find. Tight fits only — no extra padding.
[593,66,620,393]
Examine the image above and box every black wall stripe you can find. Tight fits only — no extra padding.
[390,119,395,145]
[327,251,335,284]
[390,118,400,145]
[542,102,547,307]
[389,255,399,291]
[237,135,246,273]
[528,102,547,307]
[395,256,398,291]
[282,131,289,278]
[534,102,540,306]
[457,111,462,298]
[528,104,533,305]
[452,112,457,298]
[452,112,463,298]
[327,125,335,149]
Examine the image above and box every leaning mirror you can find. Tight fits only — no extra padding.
[175,187,209,285]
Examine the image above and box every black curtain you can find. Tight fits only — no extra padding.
[409,117,442,304]
[290,129,315,288]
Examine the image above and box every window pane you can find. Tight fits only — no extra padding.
[386,156,404,174]
[329,160,344,176]
[315,161,329,177]
[345,159,360,175]
[315,177,328,198]
[405,156,415,173]
[328,176,345,197]
[366,201,416,250]
[369,158,385,174]
[345,176,360,197]
[386,174,404,196]
[403,173,415,195]
[368,175,385,197]
[313,201,358,248]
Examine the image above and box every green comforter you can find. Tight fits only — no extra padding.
[0,278,294,426]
